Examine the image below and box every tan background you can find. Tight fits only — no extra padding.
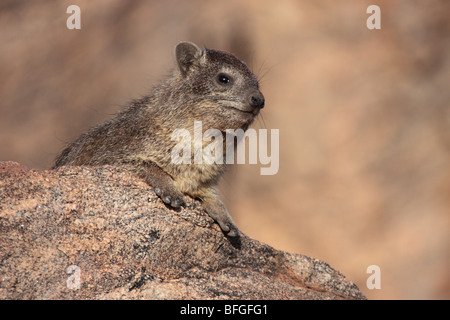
[1,0,449,299]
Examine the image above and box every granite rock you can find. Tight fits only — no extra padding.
[0,162,365,300]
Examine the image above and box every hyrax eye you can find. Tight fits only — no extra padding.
[217,73,232,85]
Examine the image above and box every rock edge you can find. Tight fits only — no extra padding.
[0,161,365,300]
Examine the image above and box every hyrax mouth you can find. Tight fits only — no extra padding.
[222,98,264,116]
[226,104,259,116]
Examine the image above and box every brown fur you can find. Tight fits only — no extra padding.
[53,41,264,237]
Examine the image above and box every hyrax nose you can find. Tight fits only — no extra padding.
[249,92,265,109]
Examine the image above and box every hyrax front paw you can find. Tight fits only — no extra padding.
[202,197,239,237]
[154,187,185,208]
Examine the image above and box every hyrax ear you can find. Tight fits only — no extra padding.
[175,41,205,76]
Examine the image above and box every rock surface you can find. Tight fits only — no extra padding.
[0,161,365,300]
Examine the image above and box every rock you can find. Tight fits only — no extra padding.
[0,161,365,300]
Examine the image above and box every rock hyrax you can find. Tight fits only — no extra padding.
[53,41,265,237]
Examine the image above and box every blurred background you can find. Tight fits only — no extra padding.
[1,0,449,299]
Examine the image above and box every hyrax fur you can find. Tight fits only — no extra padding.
[53,41,265,237]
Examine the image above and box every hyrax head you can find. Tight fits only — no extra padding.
[174,41,264,130]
